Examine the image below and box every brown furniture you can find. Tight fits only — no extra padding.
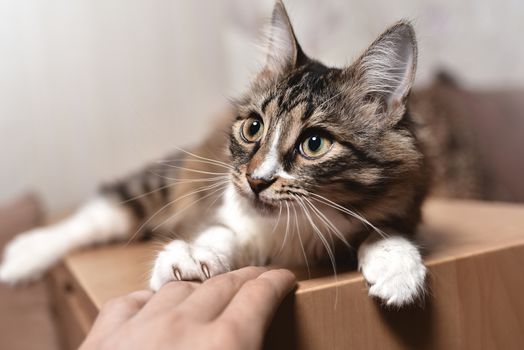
[0,193,60,350]
[48,199,524,350]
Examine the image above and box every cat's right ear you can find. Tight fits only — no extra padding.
[258,0,308,79]
[347,21,417,123]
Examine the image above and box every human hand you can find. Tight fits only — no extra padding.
[80,267,296,350]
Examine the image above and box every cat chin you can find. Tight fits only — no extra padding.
[251,199,281,217]
[236,190,282,217]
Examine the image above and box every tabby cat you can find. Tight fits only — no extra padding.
[0,0,428,307]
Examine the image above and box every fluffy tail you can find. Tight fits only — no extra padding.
[0,197,134,284]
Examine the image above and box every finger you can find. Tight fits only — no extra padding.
[92,290,154,335]
[218,269,296,340]
[99,290,154,319]
[138,281,199,317]
[175,266,268,321]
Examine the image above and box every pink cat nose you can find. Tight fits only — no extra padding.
[246,174,276,194]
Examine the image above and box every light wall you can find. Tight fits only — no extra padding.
[1,0,523,214]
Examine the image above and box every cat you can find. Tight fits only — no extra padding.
[0,0,428,307]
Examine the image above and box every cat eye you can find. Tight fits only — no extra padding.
[300,134,333,159]
[241,116,264,143]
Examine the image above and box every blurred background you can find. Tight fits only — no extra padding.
[1,0,524,215]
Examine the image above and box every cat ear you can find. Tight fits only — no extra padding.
[260,0,307,77]
[350,22,417,118]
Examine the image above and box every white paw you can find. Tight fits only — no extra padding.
[359,235,426,307]
[0,229,61,284]
[149,240,232,291]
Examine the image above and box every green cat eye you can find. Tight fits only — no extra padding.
[241,117,264,143]
[300,134,332,159]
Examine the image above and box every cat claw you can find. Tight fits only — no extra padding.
[149,240,230,291]
[172,266,182,281]
[201,263,211,279]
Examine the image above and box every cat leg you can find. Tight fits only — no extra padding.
[358,231,426,307]
[0,197,134,284]
[149,225,261,291]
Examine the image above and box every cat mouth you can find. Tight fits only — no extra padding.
[248,194,280,213]
[250,194,278,210]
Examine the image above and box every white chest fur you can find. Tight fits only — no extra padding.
[216,184,355,267]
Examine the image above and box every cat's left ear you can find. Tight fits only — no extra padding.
[260,0,308,78]
[349,21,417,121]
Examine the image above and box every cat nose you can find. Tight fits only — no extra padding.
[246,174,276,194]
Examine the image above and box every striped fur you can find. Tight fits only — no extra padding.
[1,1,428,306]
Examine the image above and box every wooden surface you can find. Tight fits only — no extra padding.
[50,199,524,349]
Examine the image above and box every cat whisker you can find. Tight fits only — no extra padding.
[271,202,283,236]
[295,195,339,309]
[308,193,388,238]
[302,197,335,250]
[291,196,310,278]
[151,182,230,232]
[302,197,351,249]
[295,196,337,275]
[204,182,230,214]
[157,158,234,170]
[276,201,290,257]
[149,171,229,183]
[120,175,228,204]
[284,201,291,247]
[159,163,231,176]
[172,146,233,170]
[118,182,175,204]
[126,180,229,245]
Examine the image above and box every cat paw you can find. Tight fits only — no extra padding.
[0,229,57,285]
[149,240,231,291]
[358,235,426,307]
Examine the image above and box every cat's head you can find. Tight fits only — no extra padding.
[229,0,423,215]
